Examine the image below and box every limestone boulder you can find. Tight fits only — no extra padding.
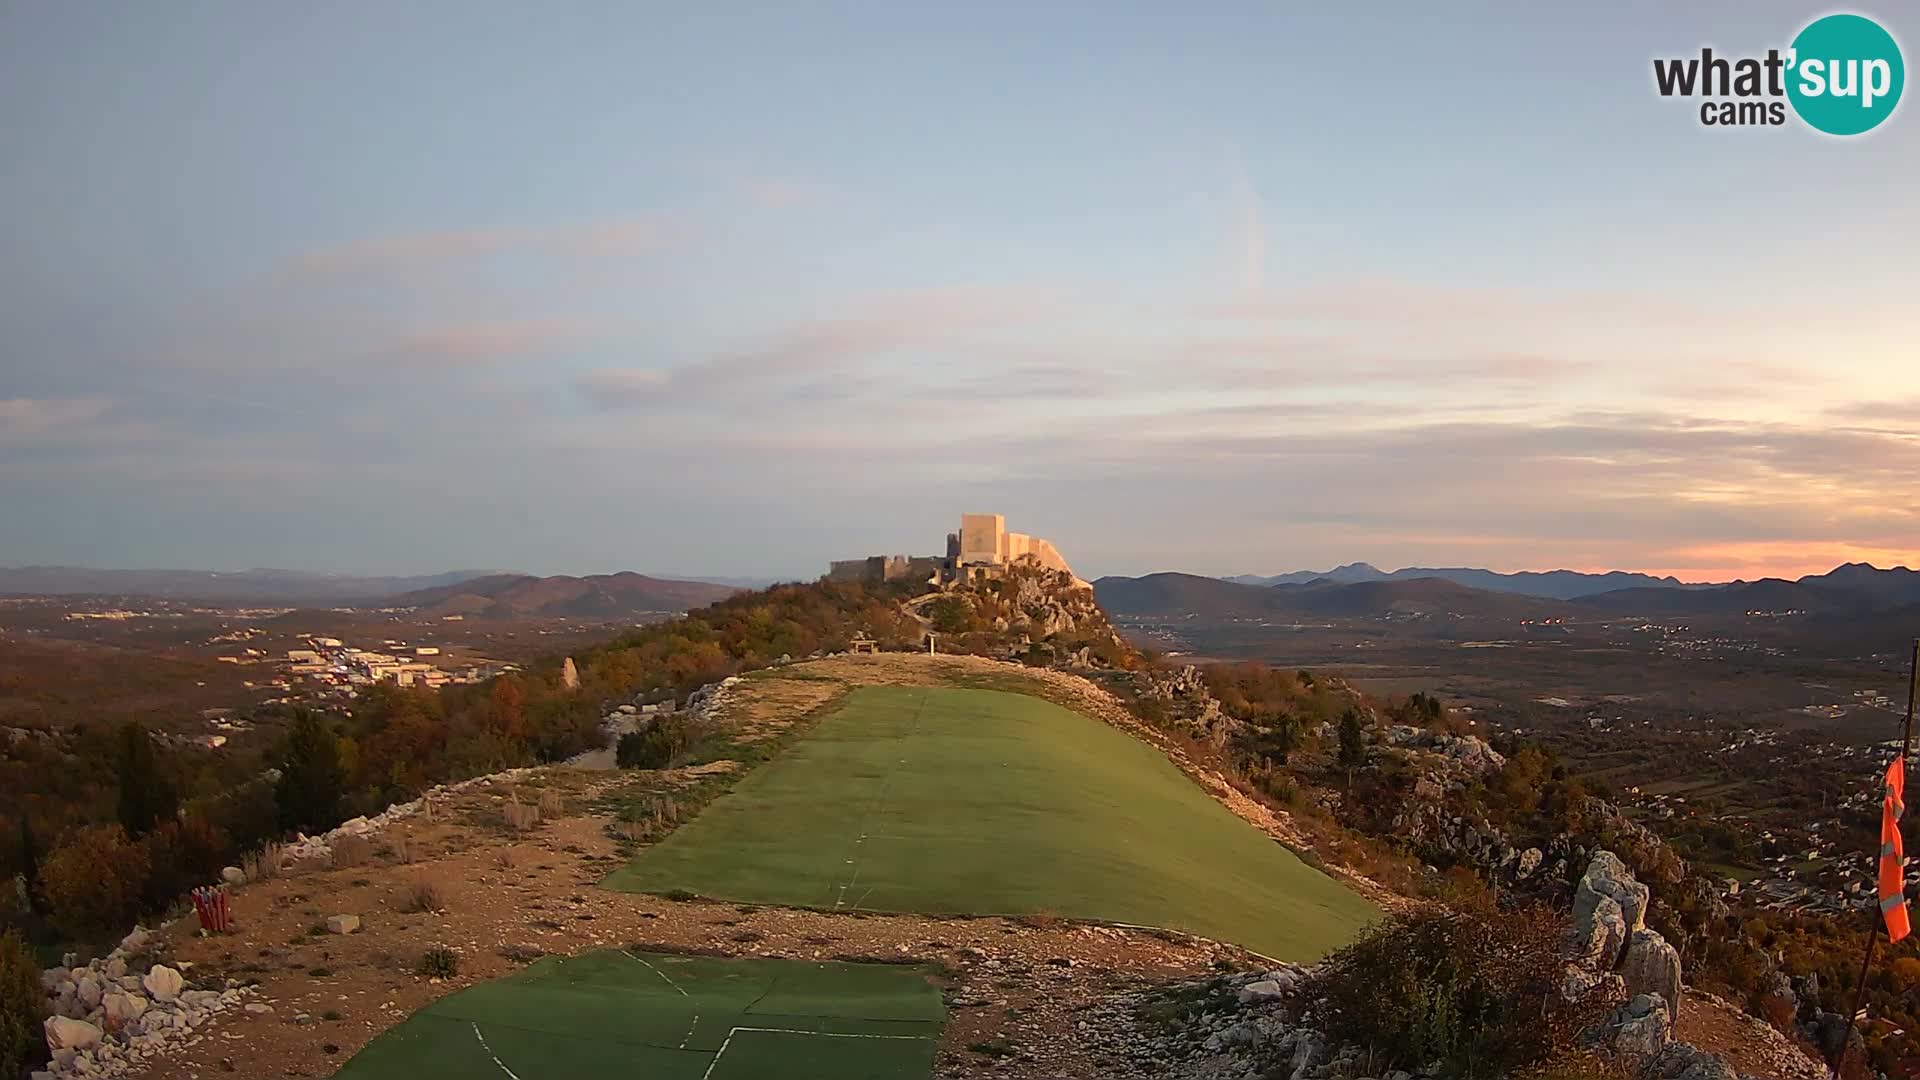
[1620,928,1684,1018]
[1608,993,1672,1062]
[44,1016,102,1053]
[141,965,183,1002]
[1516,847,1544,878]
[1573,892,1628,968]
[1236,979,1286,1005]
[1575,850,1650,937]
[102,990,148,1031]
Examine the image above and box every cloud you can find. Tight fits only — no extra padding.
[368,318,598,365]
[0,397,116,444]
[573,284,1073,409]
[283,216,689,279]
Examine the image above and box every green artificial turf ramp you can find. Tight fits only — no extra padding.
[332,951,945,1080]
[604,685,1377,960]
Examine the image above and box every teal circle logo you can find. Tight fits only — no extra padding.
[1787,14,1904,135]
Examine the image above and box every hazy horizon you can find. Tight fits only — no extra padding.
[4,4,1915,583]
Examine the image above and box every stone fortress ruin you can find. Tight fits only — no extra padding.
[825,513,1076,587]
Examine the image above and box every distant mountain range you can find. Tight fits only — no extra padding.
[0,566,508,604]
[386,572,741,618]
[1099,563,1920,621]
[1095,572,1561,620]
[1224,562,1707,599]
[0,565,746,615]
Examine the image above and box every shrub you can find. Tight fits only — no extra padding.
[39,824,151,939]
[416,947,458,978]
[1294,905,1611,1079]
[0,930,46,1078]
[241,841,284,883]
[140,817,229,912]
[503,791,541,831]
[616,717,698,769]
[537,789,564,818]
[402,881,445,914]
[331,834,372,869]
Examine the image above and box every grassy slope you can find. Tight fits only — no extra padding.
[605,686,1377,961]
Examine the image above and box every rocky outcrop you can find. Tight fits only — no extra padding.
[1620,929,1683,1017]
[1574,850,1650,965]
[1136,666,1239,748]
[1380,725,1507,777]
[1078,967,1414,1080]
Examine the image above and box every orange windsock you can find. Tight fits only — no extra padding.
[1880,754,1910,942]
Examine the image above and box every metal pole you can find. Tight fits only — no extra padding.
[1835,639,1920,1075]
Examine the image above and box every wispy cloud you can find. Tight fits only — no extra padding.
[0,397,116,444]
[574,284,1074,408]
[283,215,691,279]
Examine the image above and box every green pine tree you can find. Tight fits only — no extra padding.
[275,711,347,834]
[114,722,178,838]
[16,816,40,916]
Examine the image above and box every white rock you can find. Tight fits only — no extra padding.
[141,965,184,1003]
[244,1002,273,1015]
[102,990,148,1030]
[1235,979,1287,1005]
[76,973,103,1009]
[44,1016,103,1052]
[220,865,247,885]
[118,927,149,953]
[325,913,362,934]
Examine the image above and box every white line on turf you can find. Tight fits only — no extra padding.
[470,1022,523,1080]
[700,1026,927,1080]
[680,1013,700,1049]
[623,950,692,996]
[833,689,928,910]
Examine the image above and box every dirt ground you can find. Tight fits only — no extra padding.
[121,699,1235,1078]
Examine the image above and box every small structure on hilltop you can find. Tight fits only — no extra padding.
[825,512,1079,588]
[848,634,879,654]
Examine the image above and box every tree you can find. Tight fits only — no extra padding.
[114,722,178,838]
[1338,708,1368,769]
[16,816,41,915]
[276,711,347,834]
[0,930,46,1078]
[1338,707,1368,791]
[38,825,150,939]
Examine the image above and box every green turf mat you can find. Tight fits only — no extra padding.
[704,1027,935,1080]
[604,685,1377,960]
[332,951,945,1080]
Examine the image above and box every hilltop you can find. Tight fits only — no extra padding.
[384,571,742,618]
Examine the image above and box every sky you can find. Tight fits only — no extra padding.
[2,3,1917,583]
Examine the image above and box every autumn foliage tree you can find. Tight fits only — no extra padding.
[38,825,150,939]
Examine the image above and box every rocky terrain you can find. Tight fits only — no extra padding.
[17,630,1840,1079]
